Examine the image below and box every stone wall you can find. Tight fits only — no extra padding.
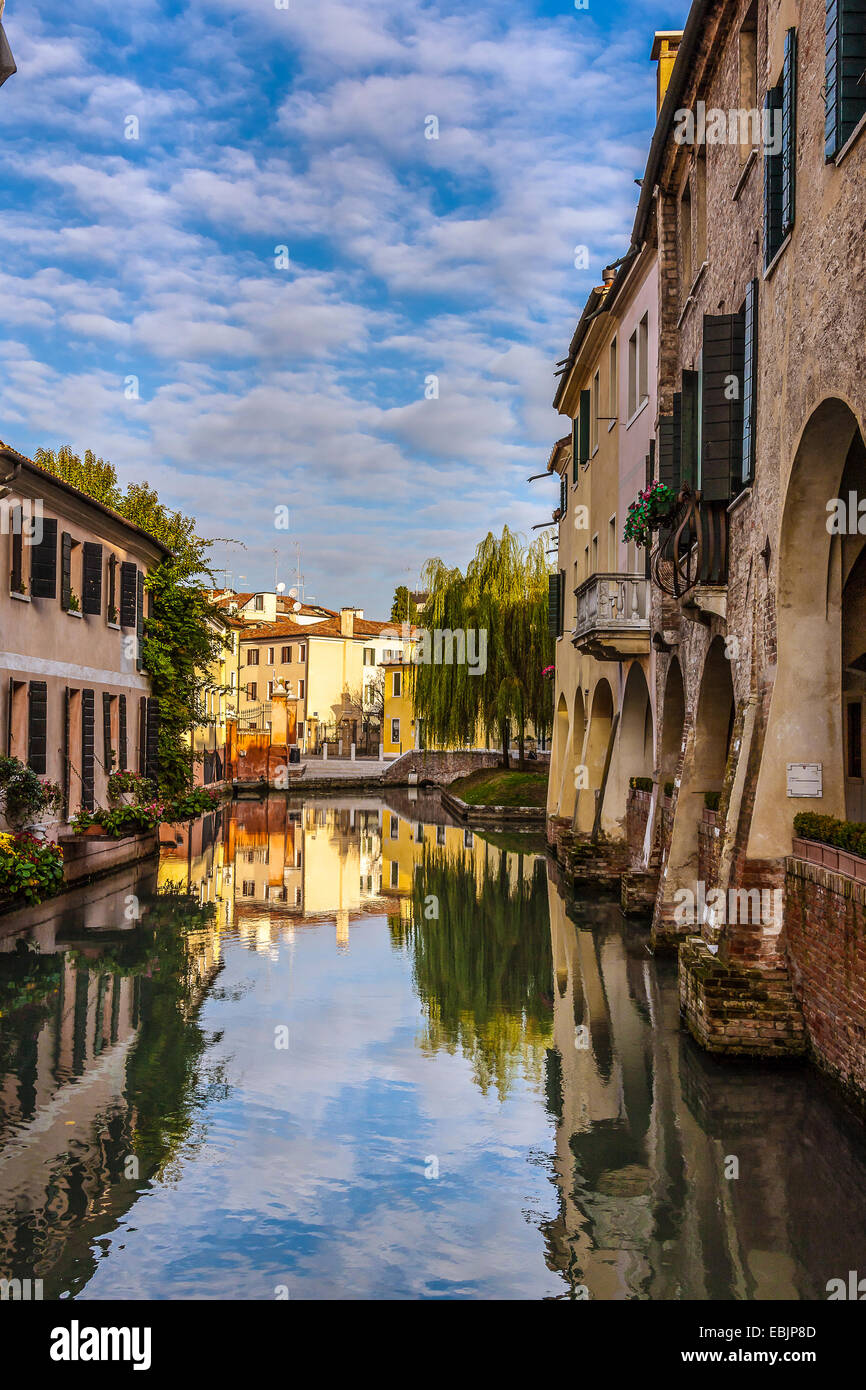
[679,935,806,1059]
[383,749,516,785]
[625,786,651,864]
[785,857,866,1104]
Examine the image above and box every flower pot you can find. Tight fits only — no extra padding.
[821,844,840,871]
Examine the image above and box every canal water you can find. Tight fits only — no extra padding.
[1,790,866,1301]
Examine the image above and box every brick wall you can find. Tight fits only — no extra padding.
[786,858,866,1103]
[626,786,651,864]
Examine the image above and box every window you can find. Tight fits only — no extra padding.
[608,516,617,569]
[694,153,707,269]
[247,649,259,666]
[390,859,399,888]
[463,828,474,849]
[281,645,292,663]
[592,534,598,573]
[363,647,376,665]
[267,680,274,699]
[678,179,692,300]
[242,880,255,896]
[738,6,758,162]
[393,671,402,697]
[609,337,617,418]
[764,30,797,268]
[584,544,590,578]
[254,594,264,611]
[391,718,400,745]
[415,822,424,843]
[390,814,399,839]
[826,0,866,158]
[848,702,862,778]
[299,679,305,699]
[298,721,304,740]
[591,370,600,453]
[298,644,306,661]
[247,682,257,700]
[436,824,446,846]
[638,313,649,405]
[267,647,274,664]
[295,886,302,906]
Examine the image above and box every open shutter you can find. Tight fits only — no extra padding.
[560,473,567,517]
[825,0,866,156]
[559,569,566,636]
[764,86,784,267]
[548,572,562,638]
[741,280,758,486]
[571,416,579,484]
[680,372,699,489]
[10,505,23,593]
[63,687,72,818]
[138,696,147,775]
[61,532,72,610]
[82,542,103,615]
[118,695,128,771]
[578,389,591,467]
[701,313,745,502]
[657,413,680,490]
[30,518,57,598]
[102,691,113,771]
[145,697,159,785]
[27,681,47,775]
[781,29,797,237]
[136,569,145,670]
[120,562,137,627]
[81,689,95,810]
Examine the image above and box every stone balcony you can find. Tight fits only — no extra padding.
[572,573,651,660]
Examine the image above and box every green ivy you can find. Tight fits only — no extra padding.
[629,776,653,792]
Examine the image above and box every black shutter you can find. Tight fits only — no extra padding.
[138,696,147,775]
[61,531,72,610]
[548,572,561,638]
[764,86,784,268]
[102,691,113,771]
[63,687,71,818]
[741,280,758,486]
[108,554,118,620]
[81,689,95,810]
[572,416,579,483]
[120,562,137,627]
[6,677,13,756]
[118,695,127,771]
[82,542,103,615]
[27,681,47,775]
[136,569,145,671]
[825,0,865,157]
[30,518,57,598]
[680,372,699,489]
[657,414,678,489]
[701,313,745,502]
[10,505,23,592]
[827,0,842,155]
[578,389,591,467]
[145,697,159,785]
[559,569,565,635]
[560,473,567,517]
[781,29,797,237]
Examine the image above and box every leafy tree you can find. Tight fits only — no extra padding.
[411,527,553,767]
[390,584,420,624]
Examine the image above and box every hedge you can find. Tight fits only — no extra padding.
[793,811,866,857]
[629,776,653,792]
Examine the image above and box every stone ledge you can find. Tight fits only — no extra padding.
[440,791,545,827]
[679,936,806,1060]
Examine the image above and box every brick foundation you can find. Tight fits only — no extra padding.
[679,936,806,1059]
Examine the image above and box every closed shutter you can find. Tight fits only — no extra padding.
[108,554,118,620]
[61,531,73,610]
[145,697,159,785]
[680,371,699,490]
[10,505,23,592]
[136,570,145,670]
[118,695,128,771]
[701,313,745,502]
[741,280,758,485]
[81,689,95,810]
[781,29,797,237]
[548,572,561,638]
[572,416,579,483]
[63,688,72,817]
[559,569,565,635]
[560,473,567,517]
[120,562,137,627]
[827,0,842,154]
[6,677,13,756]
[826,0,866,156]
[27,681,47,774]
[578,389,591,467]
[764,86,784,267]
[102,691,113,771]
[82,542,103,614]
[138,696,147,775]
[30,518,58,598]
[657,413,680,490]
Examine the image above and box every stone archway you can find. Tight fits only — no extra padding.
[749,399,866,857]
[605,663,653,836]
[559,687,585,822]
[549,692,570,816]
[660,657,685,783]
[576,679,614,835]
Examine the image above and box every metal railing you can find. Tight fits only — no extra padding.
[650,486,729,598]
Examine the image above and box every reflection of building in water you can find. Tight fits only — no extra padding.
[158,808,231,932]
[541,861,866,1300]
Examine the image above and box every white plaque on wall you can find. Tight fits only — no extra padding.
[786,763,822,797]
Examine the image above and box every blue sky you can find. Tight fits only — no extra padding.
[0,0,688,615]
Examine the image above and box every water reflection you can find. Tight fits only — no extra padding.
[0,794,864,1299]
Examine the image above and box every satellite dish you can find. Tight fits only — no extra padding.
[292,600,302,612]
[276,582,285,593]
[288,587,298,599]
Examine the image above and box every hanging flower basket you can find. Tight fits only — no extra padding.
[622,481,678,548]
[542,665,555,680]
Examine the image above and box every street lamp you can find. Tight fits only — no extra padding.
[0,1,17,89]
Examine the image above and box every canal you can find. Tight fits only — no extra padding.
[1,790,866,1300]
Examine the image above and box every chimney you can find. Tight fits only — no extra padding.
[650,32,683,116]
[340,607,354,637]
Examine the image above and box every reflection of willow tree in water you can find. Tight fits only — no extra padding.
[390,843,554,1099]
[0,888,228,1295]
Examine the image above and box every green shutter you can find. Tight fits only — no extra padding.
[60,531,72,610]
[781,29,797,236]
[548,572,561,638]
[826,0,841,155]
[578,390,591,466]
[701,313,745,502]
[136,569,145,671]
[764,86,784,267]
[657,414,679,490]
[81,689,95,810]
[741,280,758,485]
[103,691,113,770]
[572,416,579,483]
[145,697,160,785]
[680,372,699,489]
[827,0,866,157]
[560,473,567,517]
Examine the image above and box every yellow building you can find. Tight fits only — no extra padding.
[381,657,414,755]
[190,608,239,786]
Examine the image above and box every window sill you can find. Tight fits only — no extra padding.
[107,621,120,631]
[834,110,866,167]
[10,590,30,602]
[66,608,82,618]
[591,444,599,460]
[625,397,649,430]
[607,417,617,432]
[732,147,758,202]
[762,232,791,281]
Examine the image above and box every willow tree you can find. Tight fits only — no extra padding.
[411,527,553,767]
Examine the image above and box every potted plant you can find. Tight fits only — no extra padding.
[622,481,679,549]
[68,590,80,613]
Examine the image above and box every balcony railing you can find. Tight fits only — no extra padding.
[572,573,650,660]
[650,486,729,600]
